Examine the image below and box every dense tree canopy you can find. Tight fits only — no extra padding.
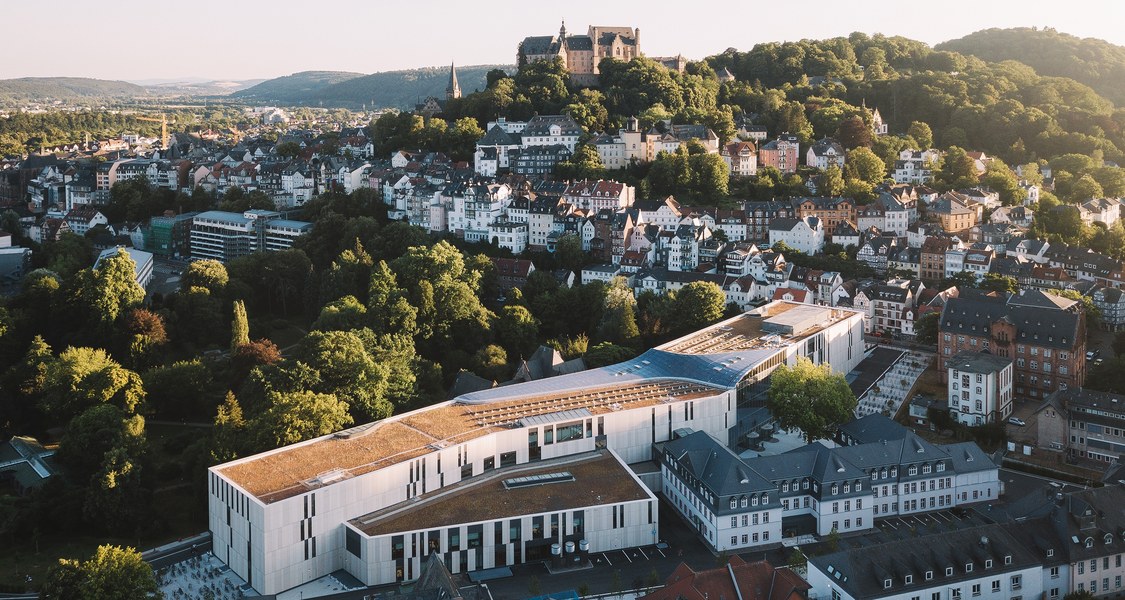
[767,357,857,442]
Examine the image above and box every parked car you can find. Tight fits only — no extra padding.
[1008,417,1026,427]
[1087,350,1100,361]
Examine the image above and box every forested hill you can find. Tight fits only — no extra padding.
[937,28,1125,106]
[234,65,511,109]
[701,32,1125,165]
[230,71,366,104]
[0,77,148,102]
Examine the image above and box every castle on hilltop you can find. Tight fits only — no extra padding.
[518,22,642,87]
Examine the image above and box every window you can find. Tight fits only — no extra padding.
[951,588,961,600]
[1011,575,1022,590]
[884,579,892,589]
[731,536,737,546]
[992,581,1000,593]
[965,563,973,573]
[925,571,933,581]
[731,517,737,527]
[985,559,992,568]
[971,583,980,597]
[946,567,954,576]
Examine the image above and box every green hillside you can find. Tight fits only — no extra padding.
[937,28,1125,106]
[231,71,366,104]
[0,77,149,101]
[233,65,511,109]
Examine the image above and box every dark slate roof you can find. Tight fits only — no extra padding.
[808,522,1042,600]
[520,36,559,55]
[939,295,1082,351]
[662,431,775,496]
[478,125,520,147]
[837,414,909,445]
[566,35,594,51]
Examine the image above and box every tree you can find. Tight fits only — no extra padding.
[294,329,392,421]
[42,545,161,600]
[231,299,250,350]
[313,295,368,332]
[596,278,639,345]
[44,233,94,278]
[1068,174,1105,202]
[249,390,353,450]
[181,259,228,293]
[979,273,1019,294]
[935,147,980,190]
[143,359,215,420]
[907,121,933,149]
[121,308,167,370]
[76,248,145,331]
[554,144,606,180]
[472,344,510,382]
[843,147,886,185]
[836,115,872,149]
[766,357,857,442]
[211,392,246,462]
[583,342,635,368]
[820,165,845,197]
[982,159,1025,205]
[494,305,540,360]
[915,312,940,346]
[40,347,146,420]
[671,282,727,335]
[555,234,586,275]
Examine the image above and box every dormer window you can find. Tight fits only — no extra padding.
[831,484,838,495]
[1105,534,1113,544]
[1047,549,1054,557]
[905,575,913,585]
[946,567,954,576]
[1004,555,1012,565]
[884,579,892,589]
[965,563,973,572]
[926,571,934,581]
[1086,538,1094,549]
[985,559,992,568]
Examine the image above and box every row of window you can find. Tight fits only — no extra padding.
[729,512,770,528]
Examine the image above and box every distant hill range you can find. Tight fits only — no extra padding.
[139,79,266,96]
[232,65,512,109]
[0,77,149,101]
[938,27,1125,105]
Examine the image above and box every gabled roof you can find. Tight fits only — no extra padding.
[640,555,809,600]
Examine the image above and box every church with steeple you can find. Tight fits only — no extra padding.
[446,62,461,100]
[416,61,461,119]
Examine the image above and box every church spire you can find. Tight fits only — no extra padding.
[446,61,461,100]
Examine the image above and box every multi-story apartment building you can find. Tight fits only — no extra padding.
[758,134,800,174]
[853,279,923,336]
[937,291,1087,400]
[769,216,824,255]
[794,197,856,234]
[562,180,634,213]
[806,138,846,170]
[920,236,956,284]
[892,149,940,184]
[1037,387,1125,463]
[930,193,979,234]
[207,302,866,595]
[743,200,795,244]
[146,212,198,258]
[1092,287,1125,331]
[190,210,312,262]
[947,351,1014,426]
[658,418,999,553]
[721,141,758,176]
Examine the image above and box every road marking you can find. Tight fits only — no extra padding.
[656,547,666,558]
[638,547,649,560]
[622,550,633,563]
[602,553,612,566]
[884,520,897,530]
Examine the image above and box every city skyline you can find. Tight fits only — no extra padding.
[4,0,1125,81]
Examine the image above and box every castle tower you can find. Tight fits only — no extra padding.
[446,62,461,100]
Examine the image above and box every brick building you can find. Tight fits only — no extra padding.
[938,290,1087,400]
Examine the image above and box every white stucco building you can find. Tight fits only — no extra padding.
[947,351,1014,426]
[208,302,866,595]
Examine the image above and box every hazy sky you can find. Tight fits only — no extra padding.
[6,0,1125,82]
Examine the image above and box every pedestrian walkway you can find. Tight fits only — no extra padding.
[854,351,933,418]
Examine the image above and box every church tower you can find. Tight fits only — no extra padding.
[446,62,461,100]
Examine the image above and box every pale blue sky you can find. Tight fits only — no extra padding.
[7,0,1125,81]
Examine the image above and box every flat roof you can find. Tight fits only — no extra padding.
[218,379,721,503]
[216,301,862,504]
[348,450,650,536]
[659,302,855,355]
